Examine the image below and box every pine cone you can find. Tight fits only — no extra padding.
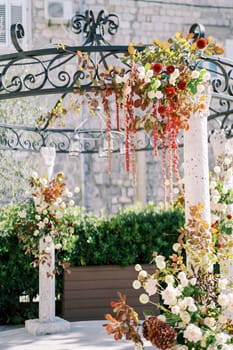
[142,316,177,350]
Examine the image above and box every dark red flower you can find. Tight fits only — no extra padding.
[68,222,73,227]
[196,38,208,50]
[152,63,163,74]
[227,214,232,220]
[166,65,175,74]
[165,86,176,96]
[158,105,166,114]
[177,80,187,90]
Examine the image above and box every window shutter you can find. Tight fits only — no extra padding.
[0,4,6,43]
[11,4,23,25]
[0,1,25,47]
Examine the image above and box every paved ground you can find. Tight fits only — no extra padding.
[0,321,154,350]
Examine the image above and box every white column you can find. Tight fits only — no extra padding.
[26,147,70,335]
[184,108,211,225]
[210,132,233,288]
[183,96,211,272]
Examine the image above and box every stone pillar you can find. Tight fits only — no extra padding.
[183,105,211,225]
[210,132,233,289]
[136,150,147,206]
[183,96,211,271]
[25,147,71,335]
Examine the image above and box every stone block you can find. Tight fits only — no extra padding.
[25,317,71,336]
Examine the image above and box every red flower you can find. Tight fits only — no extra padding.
[196,38,208,49]
[227,214,232,220]
[158,105,166,114]
[166,65,175,74]
[68,222,73,227]
[177,80,187,90]
[165,86,176,96]
[152,63,163,74]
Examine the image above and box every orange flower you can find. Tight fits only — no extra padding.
[199,102,207,110]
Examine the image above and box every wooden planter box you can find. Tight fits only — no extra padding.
[62,265,159,321]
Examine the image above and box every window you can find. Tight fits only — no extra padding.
[0,0,29,49]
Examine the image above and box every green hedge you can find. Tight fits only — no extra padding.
[0,204,39,324]
[69,204,185,267]
[0,202,184,324]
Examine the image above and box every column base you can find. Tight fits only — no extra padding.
[25,317,71,336]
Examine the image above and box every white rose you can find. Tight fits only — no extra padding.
[177,271,186,281]
[214,166,221,174]
[157,314,166,322]
[19,210,27,218]
[180,311,191,324]
[171,305,180,315]
[188,303,197,312]
[189,278,197,286]
[147,90,156,99]
[191,70,200,79]
[215,332,231,345]
[157,260,166,270]
[218,293,229,307]
[165,275,175,285]
[183,323,202,343]
[218,314,228,324]
[218,278,229,290]
[145,279,157,296]
[43,217,49,224]
[161,285,180,306]
[55,243,62,250]
[45,235,52,243]
[204,317,216,328]
[155,90,163,99]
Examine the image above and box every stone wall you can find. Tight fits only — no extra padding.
[27,1,233,214]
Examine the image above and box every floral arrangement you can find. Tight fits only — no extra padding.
[107,34,223,201]
[39,32,223,205]
[15,172,79,273]
[103,204,233,349]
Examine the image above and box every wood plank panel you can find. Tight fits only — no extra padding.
[62,265,159,321]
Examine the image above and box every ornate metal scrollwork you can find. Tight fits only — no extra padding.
[71,9,119,45]
[0,10,232,153]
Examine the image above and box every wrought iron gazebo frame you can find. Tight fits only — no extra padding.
[0,9,233,154]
